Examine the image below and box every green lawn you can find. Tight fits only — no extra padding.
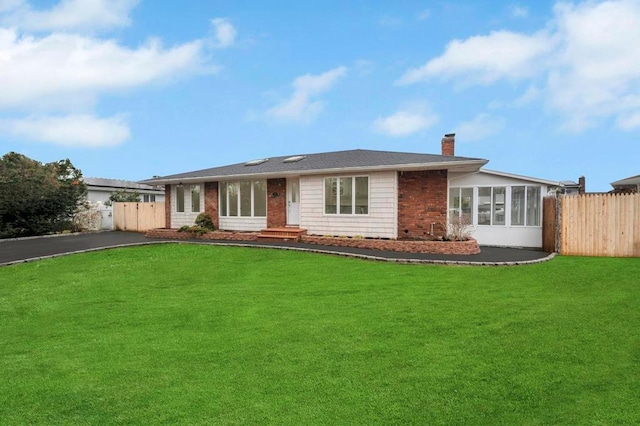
[1,244,639,425]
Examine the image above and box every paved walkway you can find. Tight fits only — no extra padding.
[0,231,554,266]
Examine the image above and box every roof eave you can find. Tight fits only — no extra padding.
[141,159,489,185]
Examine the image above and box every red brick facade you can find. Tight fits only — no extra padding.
[164,185,171,229]
[397,170,448,240]
[204,182,220,229]
[267,178,287,228]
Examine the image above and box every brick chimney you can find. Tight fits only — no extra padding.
[578,176,586,194]
[441,133,455,156]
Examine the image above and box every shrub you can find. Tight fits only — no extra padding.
[195,212,215,230]
[441,213,473,241]
[178,225,209,236]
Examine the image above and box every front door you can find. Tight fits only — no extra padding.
[287,178,300,225]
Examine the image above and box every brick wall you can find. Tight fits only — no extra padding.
[204,182,219,229]
[397,170,448,240]
[164,185,171,229]
[267,178,287,228]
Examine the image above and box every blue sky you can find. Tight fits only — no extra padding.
[1,0,638,192]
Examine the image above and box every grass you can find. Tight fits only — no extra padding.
[0,244,639,425]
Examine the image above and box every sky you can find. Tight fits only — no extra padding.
[1,0,639,192]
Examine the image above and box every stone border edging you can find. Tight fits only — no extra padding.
[0,240,556,268]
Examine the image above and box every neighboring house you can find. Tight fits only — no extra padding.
[141,134,576,248]
[84,178,165,230]
[610,174,640,193]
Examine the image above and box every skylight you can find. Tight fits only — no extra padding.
[244,158,269,166]
[283,155,306,163]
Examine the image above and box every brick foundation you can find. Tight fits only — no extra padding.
[145,229,480,255]
[397,170,448,240]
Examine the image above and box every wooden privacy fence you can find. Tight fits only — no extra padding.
[113,202,165,232]
[544,193,640,257]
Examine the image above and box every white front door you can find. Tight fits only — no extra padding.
[287,178,300,225]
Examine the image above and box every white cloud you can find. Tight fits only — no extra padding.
[0,114,131,147]
[616,112,640,130]
[373,103,438,137]
[211,17,236,48]
[547,0,640,131]
[0,0,138,32]
[266,66,347,123]
[455,114,506,142]
[396,30,553,86]
[0,0,225,148]
[417,9,431,20]
[510,5,529,18]
[0,29,211,110]
[398,0,640,133]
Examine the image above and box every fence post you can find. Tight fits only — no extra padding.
[555,194,562,254]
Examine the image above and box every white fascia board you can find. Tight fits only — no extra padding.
[479,168,561,186]
[143,160,488,185]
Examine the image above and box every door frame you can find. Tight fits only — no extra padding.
[286,177,300,226]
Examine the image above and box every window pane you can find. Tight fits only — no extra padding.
[220,182,228,216]
[511,186,525,226]
[339,177,353,214]
[449,187,460,216]
[325,178,337,214]
[355,177,368,214]
[228,182,238,216]
[477,187,491,225]
[253,180,266,217]
[191,185,200,212]
[527,186,541,226]
[493,187,505,225]
[461,188,473,218]
[176,186,185,213]
[240,181,252,217]
[290,180,298,203]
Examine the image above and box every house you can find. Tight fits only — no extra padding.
[610,174,640,193]
[141,134,575,248]
[84,178,165,230]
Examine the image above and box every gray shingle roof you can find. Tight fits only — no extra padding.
[84,177,164,192]
[141,149,488,184]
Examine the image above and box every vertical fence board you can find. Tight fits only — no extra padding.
[113,202,166,232]
[542,197,557,252]
[559,193,640,257]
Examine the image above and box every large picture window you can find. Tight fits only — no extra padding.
[324,176,368,215]
[220,180,267,217]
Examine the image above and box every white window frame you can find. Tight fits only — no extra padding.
[323,175,369,216]
[219,180,267,218]
[449,185,542,228]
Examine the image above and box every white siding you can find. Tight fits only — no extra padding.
[219,216,267,232]
[171,184,204,228]
[449,172,552,248]
[300,171,397,239]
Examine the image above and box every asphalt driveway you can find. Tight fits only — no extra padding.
[0,231,553,266]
